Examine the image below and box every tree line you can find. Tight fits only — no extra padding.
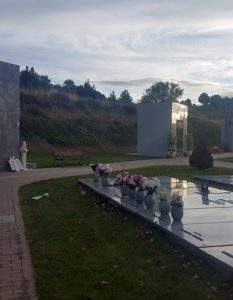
[197,92,233,110]
[20,67,183,104]
[20,66,233,109]
[20,66,229,148]
[20,66,133,104]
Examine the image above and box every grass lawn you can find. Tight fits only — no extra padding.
[124,165,233,180]
[28,151,154,168]
[20,166,233,300]
[218,157,233,163]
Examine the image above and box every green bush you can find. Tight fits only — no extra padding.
[189,142,213,170]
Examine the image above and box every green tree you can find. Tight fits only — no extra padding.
[180,98,192,107]
[141,81,183,103]
[189,141,213,170]
[118,89,133,103]
[108,91,117,102]
[39,75,51,89]
[20,66,31,89]
[20,66,51,90]
[198,92,210,105]
[209,94,222,109]
[64,79,75,86]
[63,79,76,93]
[83,80,93,92]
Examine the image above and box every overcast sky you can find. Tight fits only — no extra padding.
[1,0,233,101]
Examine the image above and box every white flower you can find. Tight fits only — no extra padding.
[171,192,183,202]
[153,177,160,187]
[143,177,160,189]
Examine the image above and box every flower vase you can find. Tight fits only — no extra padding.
[93,171,100,184]
[136,187,145,206]
[159,214,171,229]
[153,194,159,211]
[120,185,128,197]
[129,188,136,201]
[102,174,109,187]
[159,200,171,216]
[171,205,183,222]
[144,192,154,211]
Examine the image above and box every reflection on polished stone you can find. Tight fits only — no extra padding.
[194,175,233,190]
[159,177,233,209]
[201,192,209,205]
[159,214,171,228]
[171,221,184,238]
[79,177,233,273]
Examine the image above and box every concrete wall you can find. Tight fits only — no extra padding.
[137,102,172,156]
[0,61,20,171]
[221,114,233,151]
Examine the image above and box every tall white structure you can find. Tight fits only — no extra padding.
[137,102,188,157]
[221,109,233,151]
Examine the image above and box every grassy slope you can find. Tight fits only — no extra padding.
[20,166,233,300]
[28,152,155,168]
[188,105,221,147]
[21,90,224,153]
[21,90,136,149]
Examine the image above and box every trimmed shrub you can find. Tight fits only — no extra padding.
[189,142,213,170]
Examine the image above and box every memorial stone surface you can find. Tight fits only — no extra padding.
[0,61,20,171]
[79,177,233,275]
[194,175,233,190]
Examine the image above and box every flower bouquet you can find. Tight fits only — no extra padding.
[90,163,112,187]
[134,175,145,189]
[115,174,146,199]
[141,178,158,211]
[126,174,146,201]
[143,178,160,194]
[90,164,100,183]
[91,163,112,176]
[115,173,130,196]
[133,175,146,205]
[115,172,129,186]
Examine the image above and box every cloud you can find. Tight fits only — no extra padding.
[1,0,233,101]
[94,78,233,102]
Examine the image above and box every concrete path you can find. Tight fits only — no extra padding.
[1,156,233,299]
[212,152,233,159]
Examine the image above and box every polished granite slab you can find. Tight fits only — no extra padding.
[193,175,233,190]
[202,246,233,269]
[78,177,233,275]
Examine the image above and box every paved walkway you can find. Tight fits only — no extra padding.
[1,156,233,299]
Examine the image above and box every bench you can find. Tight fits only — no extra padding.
[167,150,192,158]
[54,150,82,160]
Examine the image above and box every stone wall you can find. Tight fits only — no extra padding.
[137,102,172,156]
[221,114,233,151]
[137,102,188,157]
[0,61,20,171]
